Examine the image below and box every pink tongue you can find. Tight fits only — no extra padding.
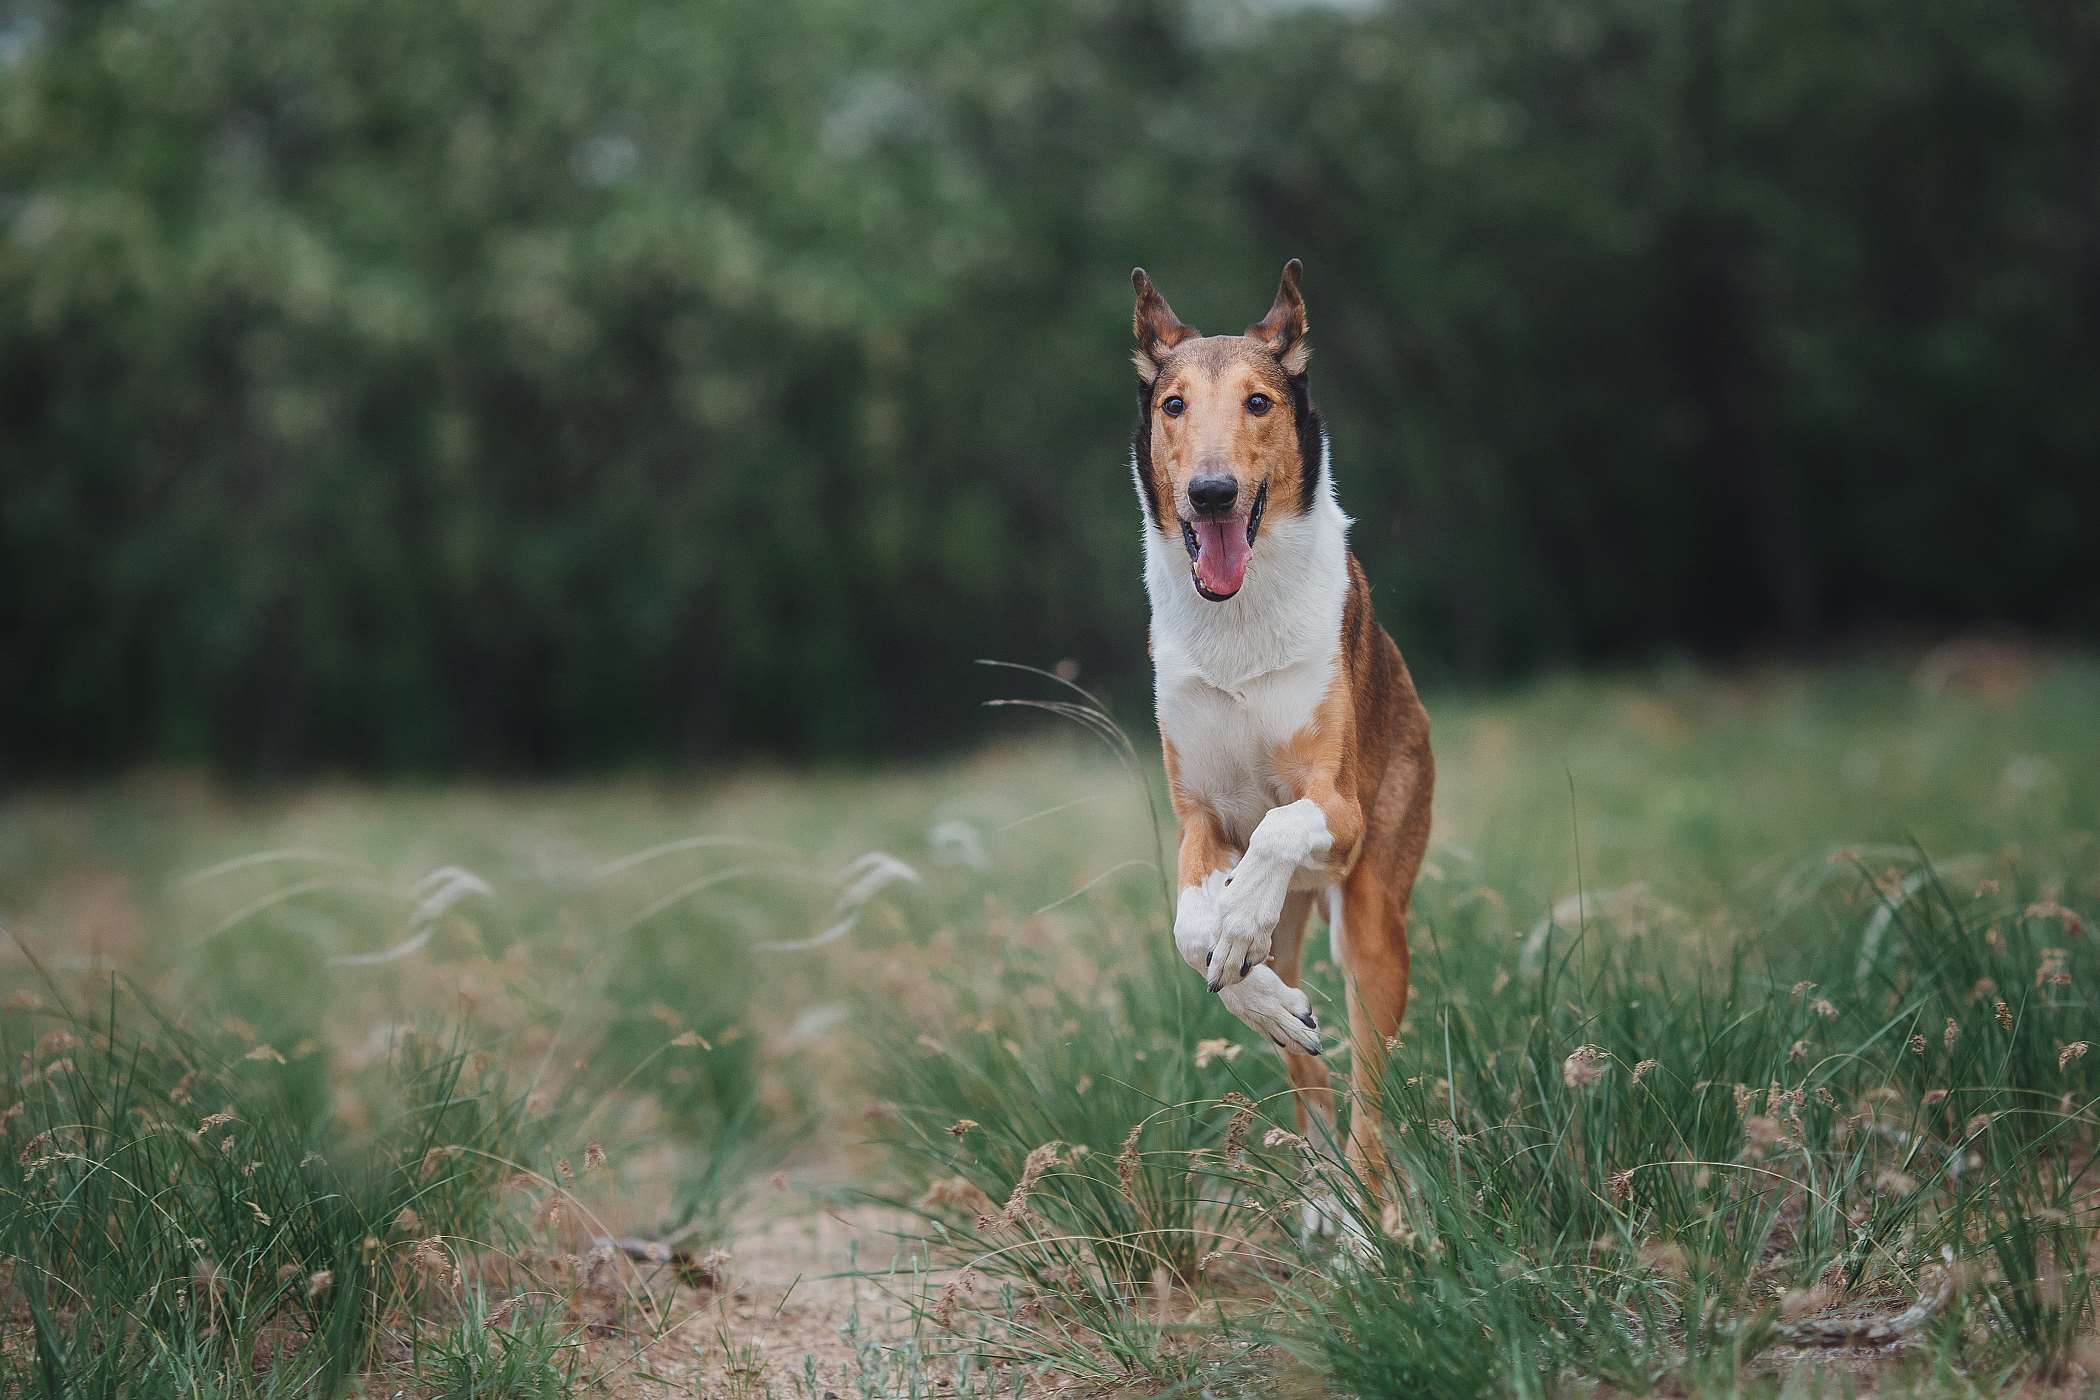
[1192,519,1251,597]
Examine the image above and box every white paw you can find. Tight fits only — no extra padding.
[1173,871,1229,976]
[1300,1190,1377,1263]
[1298,1185,1346,1245]
[1217,965,1321,1057]
[1300,1193,1377,1264]
[1209,844,1300,990]
[1207,882,1274,991]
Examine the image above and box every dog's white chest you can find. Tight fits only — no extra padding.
[1140,447,1352,849]
[1155,657,1331,846]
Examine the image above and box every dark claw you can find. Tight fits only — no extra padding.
[1240,957,1253,977]
[1207,976,1222,993]
[1298,1013,1317,1028]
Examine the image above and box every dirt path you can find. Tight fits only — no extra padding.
[562,1186,972,1399]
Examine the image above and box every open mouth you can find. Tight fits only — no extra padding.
[1179,482,1267,601]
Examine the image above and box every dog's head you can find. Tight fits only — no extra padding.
[1129,259,1323,602]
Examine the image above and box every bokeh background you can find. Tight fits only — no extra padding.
[5,0,2096,774]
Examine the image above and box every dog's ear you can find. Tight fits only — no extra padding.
[1246,258,1311,377]
[1131,268,1198,385]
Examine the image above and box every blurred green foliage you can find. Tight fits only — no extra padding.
[3,0,2095,771]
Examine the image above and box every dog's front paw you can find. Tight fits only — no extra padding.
[1208,861,1286,991]
[1173,871,1228,976]
[1217,966,1321,1057]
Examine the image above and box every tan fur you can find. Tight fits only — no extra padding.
[1143,343,1311,520]
[1317,559,1434,1192]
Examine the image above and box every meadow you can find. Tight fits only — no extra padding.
[2,650,2096,1397]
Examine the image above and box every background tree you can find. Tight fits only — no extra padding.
[3,0,2095,772]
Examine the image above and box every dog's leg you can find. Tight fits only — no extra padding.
[1266,893,1334,1144]
[1338,870,1411,1203]
[1269,891,1354,1244]
[1170,808,1239,980]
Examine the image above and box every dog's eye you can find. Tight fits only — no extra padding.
[1161,395,1185,417]
[1245,393,1272,417]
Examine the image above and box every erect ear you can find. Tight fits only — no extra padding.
[1245,257,1311,377]
[1131,267,1198,385]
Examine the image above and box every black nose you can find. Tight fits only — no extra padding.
[1187,474,1238,515]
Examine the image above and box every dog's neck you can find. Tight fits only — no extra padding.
[1141,437,1352,691]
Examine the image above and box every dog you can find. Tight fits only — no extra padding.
[1129,260,1433,1200]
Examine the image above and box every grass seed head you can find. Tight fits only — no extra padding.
[916,1175,994,1215]
[1561,1045,1605,1090]
[985,1140,1063,1231]
[34,1030,82,1058]
[2058,1041,2089,1072]
[1219,1092,1255,1165]
[1115,1123,1143,1199]
[411,1236,458,1288]
[930,1267,978,1329]
[1742,1115,1786,1149]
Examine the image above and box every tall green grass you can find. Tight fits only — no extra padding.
[6,656,2097,1394]
[0,825,793,1395]
[1266,853,2097,1397]
[0,978,541,1396]
[874,928,1309,1384]
[856,661,2100,1395]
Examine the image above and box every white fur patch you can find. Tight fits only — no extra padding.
[1215,964,1321,1056]
[1173,867,1231,974]
[1326,885,1346,967]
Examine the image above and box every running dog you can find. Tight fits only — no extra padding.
[1129,260,1433,1195]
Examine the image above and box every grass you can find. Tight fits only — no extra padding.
[3,650,2097,1394]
